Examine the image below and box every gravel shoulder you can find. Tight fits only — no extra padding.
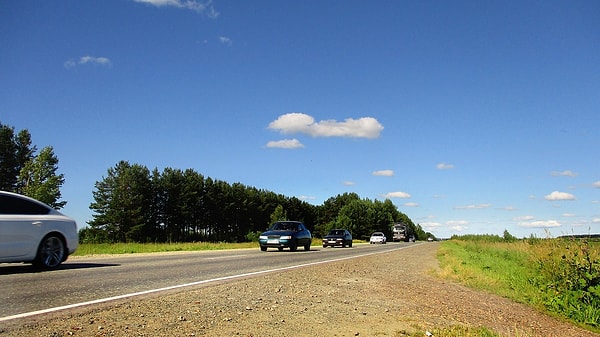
[2,242,598,337]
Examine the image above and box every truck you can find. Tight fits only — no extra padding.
[392,223,413,242]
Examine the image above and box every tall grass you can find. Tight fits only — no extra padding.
[437,236,600,332]
[73,241,258,255]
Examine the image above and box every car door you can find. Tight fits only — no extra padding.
[0,194,47,259]
[345,230,352,244]
[296,223,309,245]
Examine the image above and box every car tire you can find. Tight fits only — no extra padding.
[33,235,66,269]
[304,243,310,251]
[260,246,267,251]
[289,241,298,251]
[349,241,353,247]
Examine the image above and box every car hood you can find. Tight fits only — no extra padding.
[324,234,345,239]
[261,230,296,236]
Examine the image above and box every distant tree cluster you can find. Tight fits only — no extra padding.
[315,192,429,241]
[0,122,65,208]
[83,160,428,244]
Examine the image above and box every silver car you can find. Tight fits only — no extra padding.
[0,191,79,269]
[369,232,387,244]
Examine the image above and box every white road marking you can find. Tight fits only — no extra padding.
[0,244,419,322]
[204,254,249,260]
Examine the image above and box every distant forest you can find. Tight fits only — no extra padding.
[81,160,432,244]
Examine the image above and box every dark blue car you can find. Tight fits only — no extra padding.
[259,221,312,251]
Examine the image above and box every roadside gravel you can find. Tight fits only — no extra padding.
[1,242,598,337]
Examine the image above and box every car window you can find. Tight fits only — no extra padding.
[272,222,294,231]
[0,194,51,215]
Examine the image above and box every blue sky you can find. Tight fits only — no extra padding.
[1,0,599,238]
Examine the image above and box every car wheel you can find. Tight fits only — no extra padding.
[278,247,284,251]
[349,241,353,247]
[289,241,298,251]
[304,243,310,251]
[34,235,66,269]
[260,246,267,251]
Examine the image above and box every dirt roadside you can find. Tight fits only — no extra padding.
[1,242,598,337]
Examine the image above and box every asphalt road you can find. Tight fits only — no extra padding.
[0,242,419,322]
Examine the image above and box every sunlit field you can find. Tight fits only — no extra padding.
[437,235,600,333]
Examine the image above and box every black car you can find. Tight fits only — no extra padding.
[258,221,312,251]
[322,229,353,248]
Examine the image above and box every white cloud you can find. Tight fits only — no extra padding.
[420,222,442,230]
[519,220,561,228]
[551,170,578,177]
[446,220,469,232]
[436,163,454,170]
[403,202,419,207]
[454,203,492,210]
[133,0,219,16]
[500,206,516,211]
[64,56,112,69]
[593,218,600,223]
[544,191,576,201]
[372,170,394,176]
[593,181,600,188]
[562,213,576,217]
[342,181,355,186]
[447,220,468,226]
[265,138,304,149]
[218,36,232,46]
[298,195,316,201]
[268,113,383,139]
[382,191,411,199]
[513,215,534,221]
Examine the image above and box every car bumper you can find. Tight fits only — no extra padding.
[259,238,292,248]
[322,240,344,247]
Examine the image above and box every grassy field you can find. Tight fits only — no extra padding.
[437,235,600,334]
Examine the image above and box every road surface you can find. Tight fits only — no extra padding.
[1,242,416,321]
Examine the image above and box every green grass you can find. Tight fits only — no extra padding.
[437,237,600,333]
[395,324,530,337]
[74,240,366,255]
[73,241,259,255]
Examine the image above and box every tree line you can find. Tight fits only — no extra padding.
[0,122,65,208]
[82,160,431,244]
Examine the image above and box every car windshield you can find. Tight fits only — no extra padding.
[328,230,343,236]
[271,222,298,231]
[372,233,383,236]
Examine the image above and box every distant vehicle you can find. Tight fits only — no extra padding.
[322,229,352,248]
[369,232,387,244]
[392,223,411,242]
[259,221,312,251]
[0,191,79,269]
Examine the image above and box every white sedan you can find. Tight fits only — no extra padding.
[0,191,79,269]
[369,232,387,244]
